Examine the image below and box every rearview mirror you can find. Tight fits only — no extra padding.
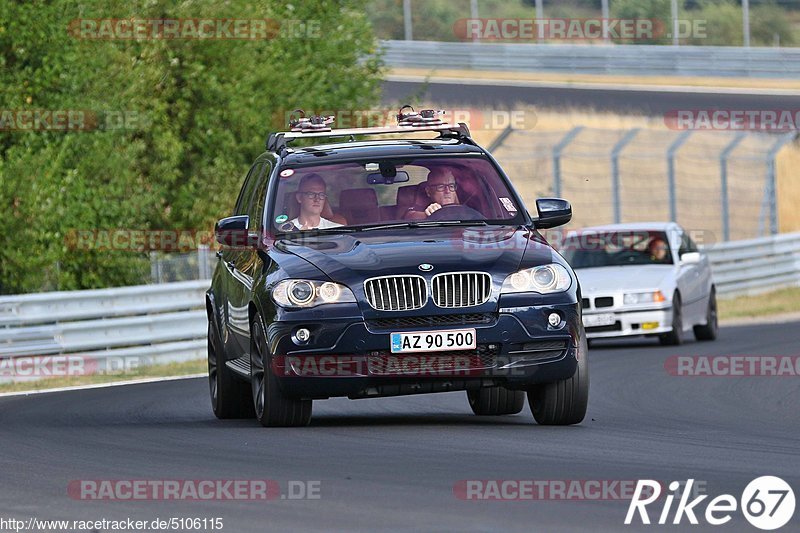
[215,215,254,247]
[680,252,701,265]
[367,170,410,185]
[533,198,572,229]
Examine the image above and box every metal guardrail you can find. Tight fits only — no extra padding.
[382,40,800,78]
[702,232,800,296]
[0,280,209,383]
[1,232,798,382]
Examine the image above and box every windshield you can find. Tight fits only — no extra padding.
[270,156,524,232]
[560,230,674,268]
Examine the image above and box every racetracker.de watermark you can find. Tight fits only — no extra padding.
[67,479,321,500]
[665,109,800,131]
[67,18,320,40]
[665,355,800,377]
[0,110,149,132]
[65,229,217,253]
[453,480,707,501]
[273,107,537,131]
[452,18,707,41]
[0,355,156,380]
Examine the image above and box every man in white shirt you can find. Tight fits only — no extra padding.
[291,173,343,230]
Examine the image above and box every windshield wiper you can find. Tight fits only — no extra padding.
[415,220,489,227]
[359,220,490,232]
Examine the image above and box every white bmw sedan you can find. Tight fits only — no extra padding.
[559,222,717,345]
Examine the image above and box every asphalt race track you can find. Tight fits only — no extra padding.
[1,320,798,532]
[383,80,800,115]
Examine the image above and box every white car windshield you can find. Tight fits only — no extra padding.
[561,230,674,268]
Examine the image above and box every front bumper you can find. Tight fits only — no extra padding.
[583,306,672,339]
[265,299,582,400]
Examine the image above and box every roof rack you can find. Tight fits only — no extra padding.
[265,106,473,153]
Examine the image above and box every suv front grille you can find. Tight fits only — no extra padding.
[364,275,427,311]
[366,313,496,331]
[431,272,491,308]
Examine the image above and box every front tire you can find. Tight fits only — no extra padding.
[250,314,312,427]
[527,334,589,425]
[208,322,254,419]
[659,293,683,346]
[467,387,525,416]
[693,289,718,341]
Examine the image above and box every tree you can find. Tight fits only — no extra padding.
[0,0,383,293]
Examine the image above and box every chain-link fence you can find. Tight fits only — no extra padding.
[489,127,798,242]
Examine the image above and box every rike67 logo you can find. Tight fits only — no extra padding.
[626,477,795,530]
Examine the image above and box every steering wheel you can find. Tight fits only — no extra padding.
[425,203,484,221]
[614,250,644,263]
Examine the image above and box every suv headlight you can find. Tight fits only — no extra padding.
[272,280,356,308]
[623,291,666,305]
[501,264,572,294]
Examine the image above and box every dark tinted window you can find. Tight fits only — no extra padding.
[246,162,273,229]
[233,163,262,216]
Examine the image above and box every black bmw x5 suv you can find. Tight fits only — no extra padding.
[207,115,588,427]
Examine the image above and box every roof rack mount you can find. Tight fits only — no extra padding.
[266,122,472,153]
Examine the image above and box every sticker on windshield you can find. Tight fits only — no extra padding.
[275,214,289,224]
[365,163,379,171]
[280,169,294,178]
[499,197,517,212]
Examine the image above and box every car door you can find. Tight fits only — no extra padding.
[225,159,273,356]
[677,230,705,324]
[221,161,263,357]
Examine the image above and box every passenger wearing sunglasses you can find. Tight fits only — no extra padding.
[292,174,343,230]
[423,167,460,217]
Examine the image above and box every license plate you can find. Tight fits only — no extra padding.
[583,313,616,328]
[390,328,477,354]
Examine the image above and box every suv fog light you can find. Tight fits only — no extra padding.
[548,313,562,327]
[642,322,659,330]
[294,328,311,344]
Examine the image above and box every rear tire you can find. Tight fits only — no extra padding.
[208,322,254,419]
[527,335,589,425]
[693,289,718,341]
[467,387,525,416]
[659,293,683,346]
[250,314,312,427]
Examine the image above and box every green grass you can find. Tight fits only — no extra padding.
[0,358,206,394]
[718,287,800,320]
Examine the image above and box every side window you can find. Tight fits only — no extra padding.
[233,163,262,216]
[246,162,273,230]
[678,232,697,255]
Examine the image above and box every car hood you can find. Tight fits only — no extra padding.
[575,265,674,294]
[273,226,554,313]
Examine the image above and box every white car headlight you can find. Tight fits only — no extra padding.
[623,291,666,305]
[272,280,356,308]
[501,264,572,294]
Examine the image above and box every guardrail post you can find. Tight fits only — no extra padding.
[198,245,211,280]
[150,251,159,284]
[552,126,583,198]
[610,128,640,224]
[666,130,692,222]
[720,132,747,241]
[761,132,798,236]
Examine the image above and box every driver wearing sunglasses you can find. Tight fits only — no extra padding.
[292,173,343,230]
[423,167,460,217]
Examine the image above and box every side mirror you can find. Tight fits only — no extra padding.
[680,251,701,265]
[215,215,254,248]
[533,198,572,229]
